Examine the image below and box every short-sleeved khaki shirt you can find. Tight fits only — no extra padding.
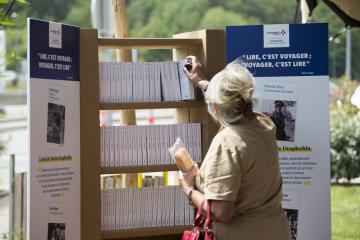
[195,112,283,216]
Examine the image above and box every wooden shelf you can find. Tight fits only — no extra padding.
[101,164,180,174]
[101,226,192,239]
[80,29,225,240]
[100,101,204,110]
[98,38,202,50]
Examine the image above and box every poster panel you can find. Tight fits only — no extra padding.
[27,18,80,240]
[226,23,330,240]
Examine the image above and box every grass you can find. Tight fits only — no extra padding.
[332,185,360,240]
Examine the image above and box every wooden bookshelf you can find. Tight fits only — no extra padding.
[80,29,226,240]
[100,101,204,110]
[101,164,179,174]
[98,38,202,49]
[101,226,192,239]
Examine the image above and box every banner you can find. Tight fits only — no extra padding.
[226,23,330,240]
[27,19,80,240]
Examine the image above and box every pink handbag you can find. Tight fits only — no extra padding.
[182,200,215,240]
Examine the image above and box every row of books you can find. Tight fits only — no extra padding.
[100,123,202,167]
[101,186,194,230]
[102,174,165,189]
[99,60,200,103]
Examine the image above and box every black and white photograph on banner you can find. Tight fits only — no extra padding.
[284,209,298,240]
[261,99,297,142]
[47,223,66,240]
[46,102,66,145]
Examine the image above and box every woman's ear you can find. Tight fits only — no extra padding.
[211,103,219,118]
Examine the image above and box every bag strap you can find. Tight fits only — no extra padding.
[193,200,206,227]
[204,200,213,230]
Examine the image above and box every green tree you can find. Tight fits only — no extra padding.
[312,3,360,80]
[222,0,296,24]
[330,78,360,181]
[64,0,91,28]
[199,7,256,29]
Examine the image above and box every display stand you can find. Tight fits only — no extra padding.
[79,29,225,240]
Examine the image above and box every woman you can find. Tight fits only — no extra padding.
[178,56,291,240]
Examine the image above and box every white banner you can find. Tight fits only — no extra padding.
[27,18,80,240]
[226,23,331,240]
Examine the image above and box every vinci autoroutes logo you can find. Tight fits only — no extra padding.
[267,30,287,36]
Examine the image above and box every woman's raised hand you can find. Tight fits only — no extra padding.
[183,56,209,91]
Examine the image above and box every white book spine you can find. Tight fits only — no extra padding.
[127,63,133,102]
[170,187,175,226]
[129,126,134,166]
[101,62,105,103]
[197,123,202,163]
[99,62,104,103]
[189,201,194,226]
[105,189,109,230]
[116,62,121,103]
[105,127,110,167]
[110,127,114,167]
[167,124,172,164]
[146,126,151,165]
[151,125,156,165]
[171,61,182,101]
[167,187,171,226]
[155,62,161,102]
[184,188,190,226]
[120,126,124,166]
[179,187,184,226]
[101,189,104,230]
[139,62,144,102]
[160,62,168,101]
[128,188,132,229]
[116,127,120,167]
[119,63,125,102]
[150,187,155,227]
[144,62,150,102]
[100,127,104,167]
[146,187,151,228]
[160,187,165,227]
[116,189,120,230]
[110,62,115,103]
[174,187,179,226]
[142,126,147,166]
[123,127,128,166]
[112,189,116,230]
[137,188,141,228]
[105,63,110,103]
[122,63,127,102]
[149,62,155,102]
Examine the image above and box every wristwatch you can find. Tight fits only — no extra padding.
[188,189,194,205]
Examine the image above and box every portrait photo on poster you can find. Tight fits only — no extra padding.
[46,83,67,148]
[47,223,66,240]
[261,99,297,142]
[284,208,299,240]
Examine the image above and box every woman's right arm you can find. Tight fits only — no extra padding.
[190,189,235,222]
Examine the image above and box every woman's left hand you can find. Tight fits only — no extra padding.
[178,164,199,197]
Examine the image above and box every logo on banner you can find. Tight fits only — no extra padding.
[49,22,62,49]
[264,24,289,48]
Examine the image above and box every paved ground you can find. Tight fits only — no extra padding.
[0,195,9,237]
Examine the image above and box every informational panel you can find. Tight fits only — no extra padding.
[27,19,80,240]
[226,23,330,240]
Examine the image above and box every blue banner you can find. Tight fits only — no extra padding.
[29,19,79,81]
[226,23,328,77]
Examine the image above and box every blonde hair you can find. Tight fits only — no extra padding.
[204,60,256,125]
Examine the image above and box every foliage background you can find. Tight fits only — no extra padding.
[2,0,360,81]
[2,0,360,178]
